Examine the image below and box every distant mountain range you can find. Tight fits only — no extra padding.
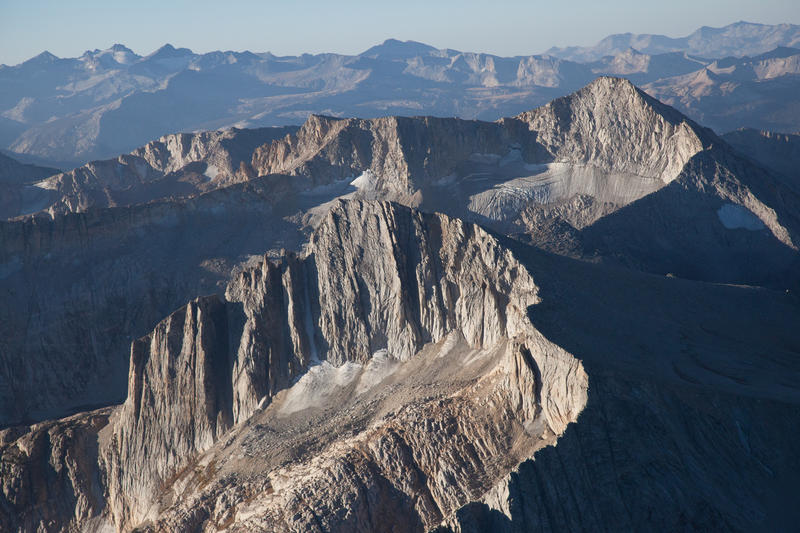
[546,20,800,61]
[1,21,799,167]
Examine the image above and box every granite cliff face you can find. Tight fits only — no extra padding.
[0,174,304,427]
[1,200,589,531]
[4,200,799,531]
[251,77,708,190]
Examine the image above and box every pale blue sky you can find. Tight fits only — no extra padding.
[1,0,799,65]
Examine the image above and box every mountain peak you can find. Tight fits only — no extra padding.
[109,43,134,53]
[24,51,58,65]
[583,75,639,94]
[360,39,439,58]
[147,43,194,59]
[515,77,710,182]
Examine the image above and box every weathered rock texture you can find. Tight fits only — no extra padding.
[3,199,799,532]
[0,174,303,427]
[2,78,800,532]
[97,199,586,529]
[251,77,800,287]
[0,408,111,532]
[437,242,800,531]
[0,200,589,531]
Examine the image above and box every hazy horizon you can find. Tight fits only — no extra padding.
[1,0,799,66]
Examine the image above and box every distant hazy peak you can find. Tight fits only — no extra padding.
[546,21,800,61]
[23,51,59,64]
[146,43,195,59]
[360,38,440,58]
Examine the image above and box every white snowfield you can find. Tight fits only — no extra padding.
[716,203,766,230]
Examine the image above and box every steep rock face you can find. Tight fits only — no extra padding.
[252,78,708,191]
[436,242,800,531]
[3,77,799,432]
[443,374,800,532]
[0,409,111,532]
[581,147,800,286]
[129,127,296,182]
[3,197,800,532]
[248,78,800,289]
[250,78,711,231]
[0,174,301,427]
[146,334,586,532]
[515,76,709,182]
[98,199,586,530]
[251,114,535,198]
[104,296,234,528]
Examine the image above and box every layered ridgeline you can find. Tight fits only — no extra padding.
[3,201,800,531]
[250,76,800,286]
[545,21,800,61]
[643,46,800,133]
[2,125,295,218]
[0,200,589,531]
[2,76,799,428]
[2,22,800,164]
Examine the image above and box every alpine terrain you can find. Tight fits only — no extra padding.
[2,21,800,166]
[0,60,798,532]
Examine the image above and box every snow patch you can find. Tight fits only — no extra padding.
[716,203,765,231]
[32,178,58,190]
[204,164,220,180]
[278,361,362,416]
[350,169,378,191]
[500,148,523,166]
[355,349,401,394]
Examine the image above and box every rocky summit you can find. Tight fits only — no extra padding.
[1,74,799,532]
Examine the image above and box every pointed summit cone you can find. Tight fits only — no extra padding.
[514,77,713,183]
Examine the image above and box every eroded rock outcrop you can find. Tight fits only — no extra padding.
[0,199,587,531]
[99,199,587,530]
[0,174,299,427]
